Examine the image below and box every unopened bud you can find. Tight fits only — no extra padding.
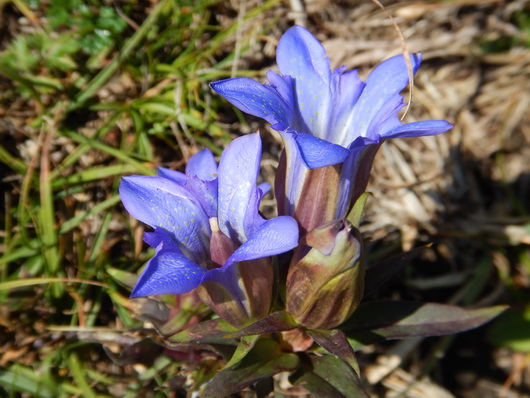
[286,219,365,329]
[209,217,237,268]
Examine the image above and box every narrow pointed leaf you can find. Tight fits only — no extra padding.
[307,329,359,375]
[202,339,300,398]
[343,301,507,346]
[156,304,208,338]
[166,318,237,343]
[107,267,138,290]
[290,354,368,398]
[234,311,298,337]
[346,192,371,228]
[222,335,260,370]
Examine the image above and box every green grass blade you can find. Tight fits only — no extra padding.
[52,165,143,189]
[39,132,61,297]
[68,352,97,398]
[0,145,27,174]
[0,366,55,398]
[62,130,154,175]
[69,0,171,110]
[59,195,122,234]
[0,277,107,291]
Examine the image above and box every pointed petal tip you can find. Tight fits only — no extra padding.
[225,216,299,267]
[130,251,206,297]
[209,77,290,125]
[293,132,350,169]
[382,119,454,139]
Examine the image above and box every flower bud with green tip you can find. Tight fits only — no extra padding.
[286,219,365,330]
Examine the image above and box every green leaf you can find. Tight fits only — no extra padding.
[69,0,171,110]
[234,311,298,337]
[107,267,137,290]
[307,329,359,375]
[202,339,300,398]
[166,318,237,343]
[0,277,106,291]
[59,195,121,234]
[290,354,368,398]
[222,335,260,370]
[346,192,371,228]
[488,307,530,352]
[68,352,97,398]
[0,145,28,174]
[155,299,209,338]
[62,130,154,176]
[343,301,507,349]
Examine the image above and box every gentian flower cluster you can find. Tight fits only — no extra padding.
[120,26,452,330]
[116,26,510,398]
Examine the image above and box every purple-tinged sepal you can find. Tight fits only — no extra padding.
[286,219,365,329]
[292,164,343,234]
[192,133,299,328]
[199,215,299,328]
[199,257,275,328]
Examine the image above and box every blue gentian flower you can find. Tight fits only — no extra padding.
[119,133,299,305]
[211,26,453,232]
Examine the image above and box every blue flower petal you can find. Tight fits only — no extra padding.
[266,71,295,111]
[335,137,380,219]
[383,120,454,139]
[184,176,218,218]
[276,26,333,139]
[131,249,206,297]
[186,149,218,181]
[367,95,405,138]
[277,26,331,85]
[210,77,291,126]
[225,216,299,267]
[119,176,211,262]
[157,167,186,184]
[258,182,271,195]
[293,132,350,169]
[329,68,365,145]
[345,54,422,139]
[143,228,179,250]
[217,133,266,244]
[275,131,311,219]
